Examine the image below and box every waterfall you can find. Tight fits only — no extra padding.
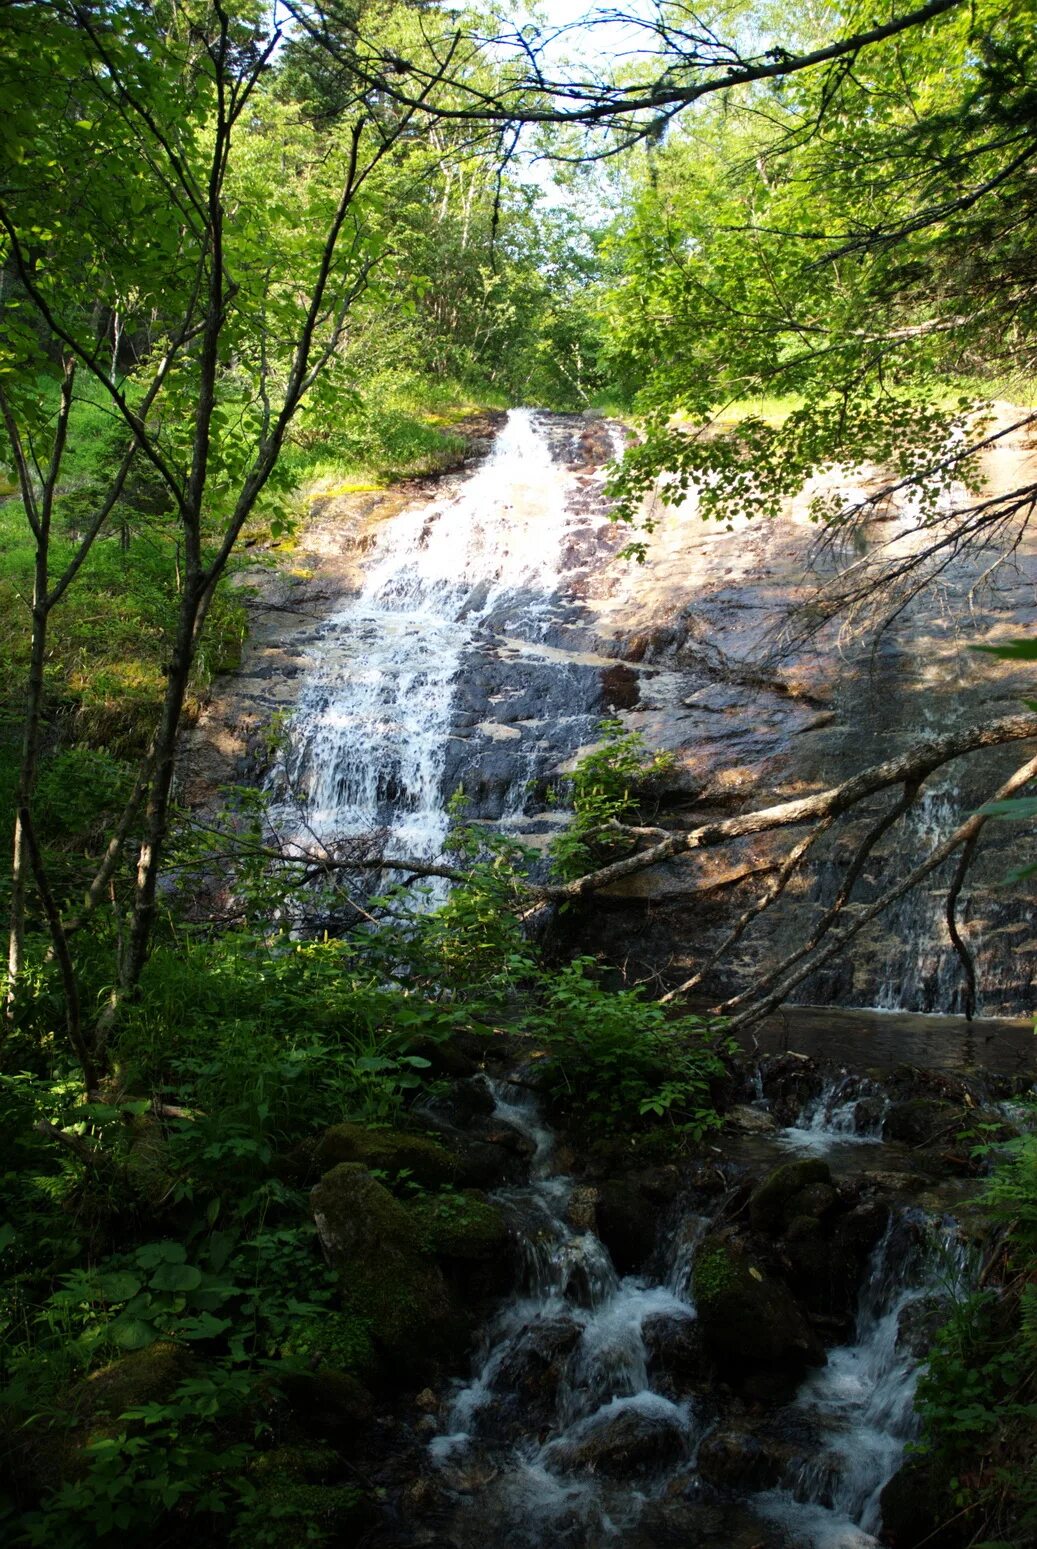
[267,408,619,894]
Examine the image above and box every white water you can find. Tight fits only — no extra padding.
[779,1073,889,1155]
[431,1080,698,1538]
[758,1217,970,1548]
[428,1081,969,1548]
[268,409,617,888]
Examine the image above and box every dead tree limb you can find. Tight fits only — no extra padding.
[720,749,1037,1028]
[659,817,837,1003]
[717,778,923,1014]
[527,710,1037,901]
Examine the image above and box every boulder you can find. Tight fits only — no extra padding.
[313,1123,458,1189]
[311,1163,463,1382]
[883,1099,964,1148]
[749,1158,833,1235]
[594,1177,660,1273]
[74,1342,197,1423]
[642,1311,711,1397]
[489,1316,582,1431]
[692,1230,826,1376]
[624,1501,790,1549]
[552,1402,688,1477]
[407,1190,512,1300]
[881,1455,975,1547]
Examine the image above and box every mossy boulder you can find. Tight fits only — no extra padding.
[884,1098,965,1148]
[407,1189,512,1300]
[692,1230,826,1375]
[313,1123,458,1188]
[748,1158,833,1235]
[74,1342,198,1424]
[310,1163,464,1383]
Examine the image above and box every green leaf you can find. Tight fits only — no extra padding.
[112,1317,160,1351]
[95,1271,143,1302]
[149,1262,203,1293]
[136,1242,188,1268]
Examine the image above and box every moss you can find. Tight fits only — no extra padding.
[692,1244,739,1301]
[279,1310,375,1376]
[313,1123,458,1189]
[232,1473,366,1548]
[310,1164,463,1381]
[407,1191,507,1259]
[74,1342,197,1423]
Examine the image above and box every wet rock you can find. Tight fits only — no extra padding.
[749,1158,833,1235]
[594,1177,662,1273]
[692,1229,827,1376]
[314,1123,458,1189]
[311,1163,463,1382]
[565,1184,598,1232]
[726,1103,778,1134]
[552,1403,688,1477]
[642,1311,711,1397]
[696,1420,807,1492]
[884,1098,965,1148]
[415,1078,496,1129]
[896,1294,950,1358]
[491,1316,582,1427]
[881,1454,975,1547]
[625,1500,790,1549]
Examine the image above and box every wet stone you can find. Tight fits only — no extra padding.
[550,1403,689,1478]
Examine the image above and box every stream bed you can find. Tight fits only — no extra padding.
[390,1059,1012,1549]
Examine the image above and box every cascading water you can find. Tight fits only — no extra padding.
[430,1079,698,1545]
[425,1079,969,1549]
[757,1217,970,1549]
[267,409,622,891]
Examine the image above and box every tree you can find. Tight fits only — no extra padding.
[0,0,486,1038]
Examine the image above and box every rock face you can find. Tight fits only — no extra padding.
[181,407,1037,1017]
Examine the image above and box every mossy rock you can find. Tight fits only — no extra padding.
[232,1468,367,1548]
[313,1123,458,1188]
[884,1099,965,1148]
[278,1309,375,1377]
[692,1231,826,1374]
[310,1164,464,1383]
[748,1158,832,1235]
[74,1342,197,1423]
[408,1190,508,1258]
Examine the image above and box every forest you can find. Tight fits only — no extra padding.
[1,2,1036,1546]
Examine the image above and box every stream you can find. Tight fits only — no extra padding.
[417,1074,973,1549]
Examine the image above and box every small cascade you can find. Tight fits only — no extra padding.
[425,1080,971,1549]
[757,1216,970,1548]
[430,1080,698,1544]
[779,1074,889,1155]
[873,783,968,1014]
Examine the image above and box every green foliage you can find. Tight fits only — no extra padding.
[532,956,730,1134]
[12,1368,260,1548]
[913,1124,1037,1543]
[549,719,675,881]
